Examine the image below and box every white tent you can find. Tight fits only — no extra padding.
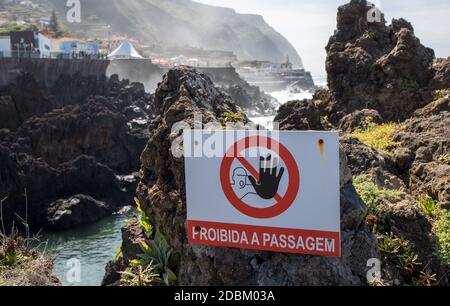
[107,40,143,59]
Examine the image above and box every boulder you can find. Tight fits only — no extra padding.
[339,109,383,133]
[325,0,435,122]
[275,100,324,131]
[47,194,111,230]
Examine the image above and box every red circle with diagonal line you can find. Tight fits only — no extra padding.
[220,136,300,219]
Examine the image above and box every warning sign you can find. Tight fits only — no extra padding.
[184,130,341,257]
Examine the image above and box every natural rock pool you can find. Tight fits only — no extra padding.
[39,211,132,286]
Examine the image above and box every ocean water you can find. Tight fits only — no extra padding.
[249,78,324,129]
[38,211,132,286]
[269,89,314,104]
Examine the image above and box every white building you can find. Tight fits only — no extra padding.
[0,37,11,57]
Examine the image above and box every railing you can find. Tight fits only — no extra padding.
[0,50,107,60]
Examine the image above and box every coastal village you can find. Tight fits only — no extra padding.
[0,1,315,92]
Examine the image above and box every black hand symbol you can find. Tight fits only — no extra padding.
[248,154,285,200]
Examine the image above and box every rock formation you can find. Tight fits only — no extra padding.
[103,66,380,286]
[324,0,439,124]
[199,67,279,116]
[273,0,450,284]
[0,73,152,232]
[109,0,450,286]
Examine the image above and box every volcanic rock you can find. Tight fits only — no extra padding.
[325,0,435,122]
[47,194,111,230]
[0,71,151,232]
[132,66,379,286]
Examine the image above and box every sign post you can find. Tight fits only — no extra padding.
[184,130,341,257]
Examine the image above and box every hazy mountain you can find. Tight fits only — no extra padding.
[33,0,303,67]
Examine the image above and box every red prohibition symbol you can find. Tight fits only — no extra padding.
[220,136,300,219]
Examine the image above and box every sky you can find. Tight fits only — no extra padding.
[195,0,450,76]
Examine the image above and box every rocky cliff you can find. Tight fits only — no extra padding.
[0,73,152,232]
[275,0,450,284]
[27,0,303,67]
[107,0,449,286]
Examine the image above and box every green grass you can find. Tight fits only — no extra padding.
[133,231,180,286]
[354,176,405,215]
[351,117,402,155]
[118,199,180,286]
[433,208,450,266]
[353,176,405,234]
[433,88,450,100]
[418,195,437,217]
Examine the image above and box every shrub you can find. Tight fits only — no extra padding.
[418,195,436,217]
[432,88,450,100]
[378,233,420,276]
[134,198,153,237]
[120,199,179,286]
[222,111,245,123]
[134,231,180,286]
[0,231,58,286]
[437,153,450,165]
[433,208,450,266]
[400,80,419,90]
[119,262,159,286]
[354,176,405,214]
[351,117,402,155]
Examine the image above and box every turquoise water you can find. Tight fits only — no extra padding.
[39,211,132,286]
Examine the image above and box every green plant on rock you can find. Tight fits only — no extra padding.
[133,231,180,286]
[353,175,405,233]
[433,208,450,266]
[134,198,153,237]
[418,195,437,217]
[351,117,402,155]
[119,262,160,286]
[378,233,420,276]
[436,153,450,165]
[222,111,245,123]
[114,242,122,264]
[432,88,450,100]
[400,80,419,90]
[412,270,437,286]
[0,234,32,268]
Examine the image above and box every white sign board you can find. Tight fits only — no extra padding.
[184,130,341,257]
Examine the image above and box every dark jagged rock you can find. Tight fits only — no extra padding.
[0,72,152,232]
[47,194,111,230]
[128,66,380,286]
[199,67,278,116]
[275,100,325,131]
[0,74,55,131]
[339,109,383,133]
[271,1,450,285]
[16,98,146,174]
[325,0,435,123]
[392,96,450,208]
[430,58,450,89]
[102,218,144,286]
